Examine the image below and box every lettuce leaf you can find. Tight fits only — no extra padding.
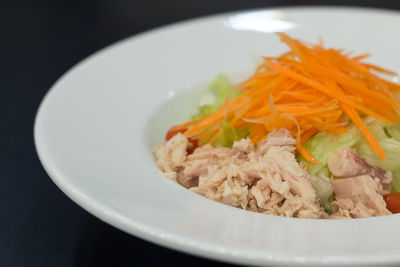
[191,75,239,120]
[354,119,400,193]
[191,75,246,147]
[309,174,335,212]
[391,168,400,193]
[385,123,400,141]
[213,121,249,148]
[300,125,361,176]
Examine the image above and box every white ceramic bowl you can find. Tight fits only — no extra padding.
[34,7,400,266]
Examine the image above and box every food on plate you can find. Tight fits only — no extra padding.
[153,33,400,219]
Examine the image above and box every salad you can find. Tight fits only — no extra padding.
[153,33,400,219]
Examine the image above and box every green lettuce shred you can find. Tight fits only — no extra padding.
[191,75,247,147]
[355,118,400,193]
[300,125,361,176]
[191,75,240,120]
[309,174,335,212]
[385,123,400,141]
[213,121,249,148]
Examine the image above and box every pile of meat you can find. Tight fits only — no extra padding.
[328,148,392,218]
[153,128,392,219]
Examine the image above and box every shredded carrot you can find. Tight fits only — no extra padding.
[175,33,400,163]
[297,142,321,164]
[341,103,386,161]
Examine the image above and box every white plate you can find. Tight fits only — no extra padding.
[34,7,400,267]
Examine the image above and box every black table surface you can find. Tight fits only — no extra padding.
[2,1,400,266]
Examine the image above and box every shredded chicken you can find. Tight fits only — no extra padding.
[153,129,326,219]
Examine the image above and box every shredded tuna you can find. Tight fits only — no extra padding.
[153,129,326,218]
[153,130,394,219]
[329,175,391,218]
[231,138,255,159]
[256,128,296,156]
[328,148,392,194]
[152,133,188,181]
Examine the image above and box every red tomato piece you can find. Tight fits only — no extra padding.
[383,193,400,214]
[186,138,198,154]
[165,127,186,141]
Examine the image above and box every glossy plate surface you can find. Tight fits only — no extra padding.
[35,7,400,266]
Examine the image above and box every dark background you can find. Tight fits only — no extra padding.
[1,1,400,266]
